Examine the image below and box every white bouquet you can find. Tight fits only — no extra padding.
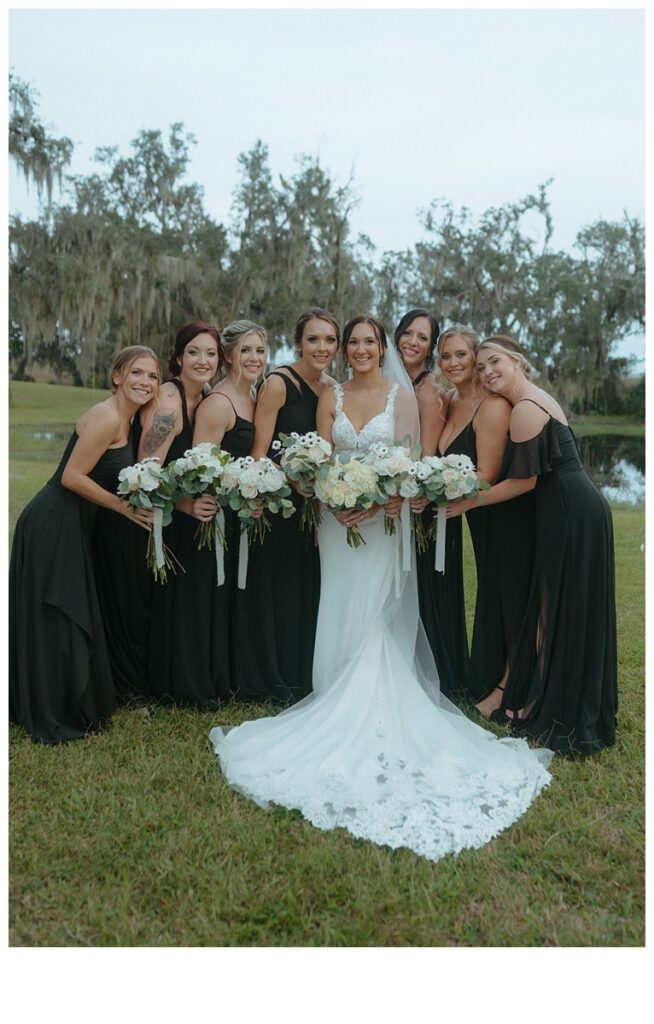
[313,454,385,549]
[219,456,295,587]
[415,452,488,570]
[273,430,333,532]
[166,442,232,551]
[362,437,422,536]
[116,457,179,582]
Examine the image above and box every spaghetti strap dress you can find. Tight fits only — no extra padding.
[146,378,221,707]
[231,366,321,704]
[180,392,255,703]
[414,392,469,699]
[92,415,152,704]
[9,433,129,743]
[499,400,617,755]
[462,397,535,702]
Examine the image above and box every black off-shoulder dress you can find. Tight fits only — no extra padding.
[9,433,129,742]
[499,401,617,756]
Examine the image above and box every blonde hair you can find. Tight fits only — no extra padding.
[219,320,267,381]
[111,346,161,393]
[436,325,481,390]
[478,335,533,378]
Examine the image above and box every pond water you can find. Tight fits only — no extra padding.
[575,434,645,505]
[12,426,646,504]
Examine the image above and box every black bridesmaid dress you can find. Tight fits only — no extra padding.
[146,378,225,708]
[231,366,321,704]
[499,401,617,756]
[161,392,254,705]
[467,484,536,702]
[9,433,130,743]
[463,397,537,703]
[92,416,152,704]
[415,395,472,699]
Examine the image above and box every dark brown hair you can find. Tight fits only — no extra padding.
[168,321,222,377]
[393,308,440,371]
[293,308,341,350]
[342,314,388,365]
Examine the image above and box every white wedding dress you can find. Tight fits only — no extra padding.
[210,380,552,862]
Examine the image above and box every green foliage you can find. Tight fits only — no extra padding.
[9,71,73,206]
[8,75,645,416]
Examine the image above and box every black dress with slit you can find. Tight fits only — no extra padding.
[462,397,536,702]
[499,402,617,756]
[231,366,321,704]
[9,433,129,743]
[467,480,536,702]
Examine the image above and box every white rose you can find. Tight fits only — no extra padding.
[400,477,421,498]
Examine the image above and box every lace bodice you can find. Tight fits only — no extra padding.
[332,382,399,455]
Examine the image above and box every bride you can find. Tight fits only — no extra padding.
[210,314,552,862]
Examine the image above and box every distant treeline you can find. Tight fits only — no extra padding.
[9,73,645,415]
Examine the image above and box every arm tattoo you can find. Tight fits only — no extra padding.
[141,410,178,456]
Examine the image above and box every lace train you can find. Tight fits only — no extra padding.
[210,510,552,862]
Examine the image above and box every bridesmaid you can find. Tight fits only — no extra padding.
[234,307,339,704]
[139,321,221,707]
[435,326,515,703]
[191,320,267,701]
[393,308,445,456]
[9,346,159,743]
[449,336,617,755]
[393,310,452,687]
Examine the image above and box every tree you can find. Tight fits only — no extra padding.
[10,125,228,386]
[225,143,374,350]
[9,73,73,207]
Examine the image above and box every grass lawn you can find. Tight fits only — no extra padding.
[8,382,645,946]
[571,415,644,437]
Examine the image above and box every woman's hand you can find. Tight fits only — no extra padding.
[384,495,404,519]
[121,502,154,531]
[250,500,264,520]
[409,496,429,514]
[445,497,475,519]
[177,495,218,522]
[332,504,379,528]
[291,479,313,498]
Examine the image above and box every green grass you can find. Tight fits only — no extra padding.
[572,415,644,437]
[8,382,645,946]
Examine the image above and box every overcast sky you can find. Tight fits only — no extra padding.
[7,3,645,361]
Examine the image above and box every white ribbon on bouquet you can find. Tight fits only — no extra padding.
[393,498,413,598]
[237,527,249,589]
[152,507,165,570]
[434,502,446,574]
[214,507,226,586]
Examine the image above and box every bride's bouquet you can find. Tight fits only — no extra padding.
[166,442,232,551]
[313,454,385,548]
[220,456,295,587]
[361,438,422,536]
[116,457,179,582]
[273,430,333,532]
